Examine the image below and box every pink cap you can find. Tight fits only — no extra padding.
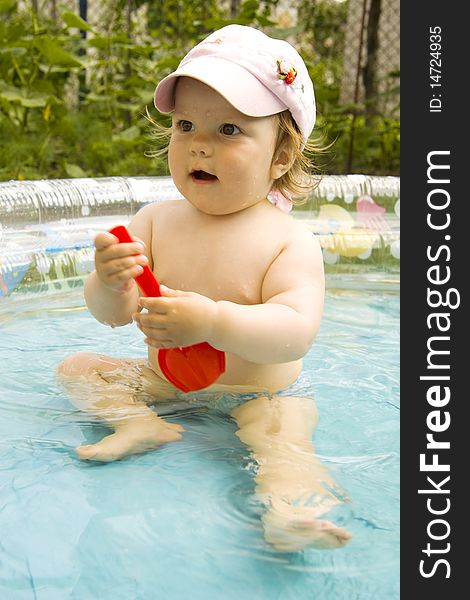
[154,25,316,143]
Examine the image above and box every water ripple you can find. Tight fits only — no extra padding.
[0,290,399,598]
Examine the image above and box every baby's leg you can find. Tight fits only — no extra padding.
[57,351,184,461]
[231,395,351,551]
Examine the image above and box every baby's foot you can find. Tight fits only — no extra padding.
[262,497,352,551]
[76,418,184,462]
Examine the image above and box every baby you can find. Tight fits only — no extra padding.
[58,25,351,551]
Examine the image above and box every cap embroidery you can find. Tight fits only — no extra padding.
[276,59,297,85]
[201,37,224,48]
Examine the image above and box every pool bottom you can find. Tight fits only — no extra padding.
[0,289,399,600]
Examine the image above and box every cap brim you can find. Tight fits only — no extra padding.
[154,56,286,118]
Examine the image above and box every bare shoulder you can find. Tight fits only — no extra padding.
[131,199,183,224]
[129,200,183,235]
[276,212,323,267]
[125,201,182,261]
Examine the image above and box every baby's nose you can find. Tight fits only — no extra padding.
[190,133,213,157]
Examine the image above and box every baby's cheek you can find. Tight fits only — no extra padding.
[227,158,254,179]
[168,141,183,173]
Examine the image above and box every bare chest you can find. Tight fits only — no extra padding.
[152,212,283,304]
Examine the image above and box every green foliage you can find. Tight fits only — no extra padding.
[0,0,399,181]
[320,111,400,175]
[297,0,399,175]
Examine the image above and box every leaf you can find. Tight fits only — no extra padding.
[0,84,51,107]
[0,47,27,56]
[87,36,109,50]
[21,96,49,108]
[0,0,15,14]
[112,126,140,141]
[62,11,94,33]
[135,89,155,104]
[155,56,181,71]
[64,163,87,178]
[239,0,260,20]
[84,93,113,103]
[256,15,275,26]
[34,37,84,68]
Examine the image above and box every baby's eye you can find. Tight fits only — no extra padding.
[220,123,241,136]
[176,120,194,132]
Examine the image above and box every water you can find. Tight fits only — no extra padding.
[0,289,399,600]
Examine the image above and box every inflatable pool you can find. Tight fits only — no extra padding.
[0,175,400,598]
[0,175,399,306]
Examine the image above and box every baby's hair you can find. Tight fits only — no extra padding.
[145,107,325,205]
[145,106,172,160]
[271,111,324,204]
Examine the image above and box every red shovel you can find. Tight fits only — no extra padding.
[109,226,226,392]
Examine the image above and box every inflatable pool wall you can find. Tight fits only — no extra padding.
[0,175,399,302]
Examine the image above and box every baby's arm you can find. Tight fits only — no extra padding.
[84,206,154,326]
[211,229,324,363]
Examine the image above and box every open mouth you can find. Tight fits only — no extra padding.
[191,170,218,182]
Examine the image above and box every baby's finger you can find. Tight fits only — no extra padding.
[95,231,121,251]
[103,255,148,276]
[140,324,171,341]
[144,337,174,349]
[100,241,146,262]
[138,297,170,313]
[133,312,167,328]
[106,264,144,285]
[165,422,185,433]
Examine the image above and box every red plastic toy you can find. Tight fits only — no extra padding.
[109,226,226,392]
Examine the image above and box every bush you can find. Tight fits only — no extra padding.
[0,0,399,180]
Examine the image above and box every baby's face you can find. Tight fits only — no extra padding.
[168,78,279,215]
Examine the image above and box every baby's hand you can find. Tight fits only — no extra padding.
[94,231,149,293]
[133,286,218,349]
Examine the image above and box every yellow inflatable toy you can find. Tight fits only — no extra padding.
[314,204,379,258]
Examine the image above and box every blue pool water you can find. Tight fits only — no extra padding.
[0,289,399,600]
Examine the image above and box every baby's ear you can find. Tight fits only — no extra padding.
[270,147,294,181]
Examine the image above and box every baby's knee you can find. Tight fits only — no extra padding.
[56,351,102,379]
[235,422,262,446]
[231,395,271,425]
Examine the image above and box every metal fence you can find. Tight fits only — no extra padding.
[340,0,400,117]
